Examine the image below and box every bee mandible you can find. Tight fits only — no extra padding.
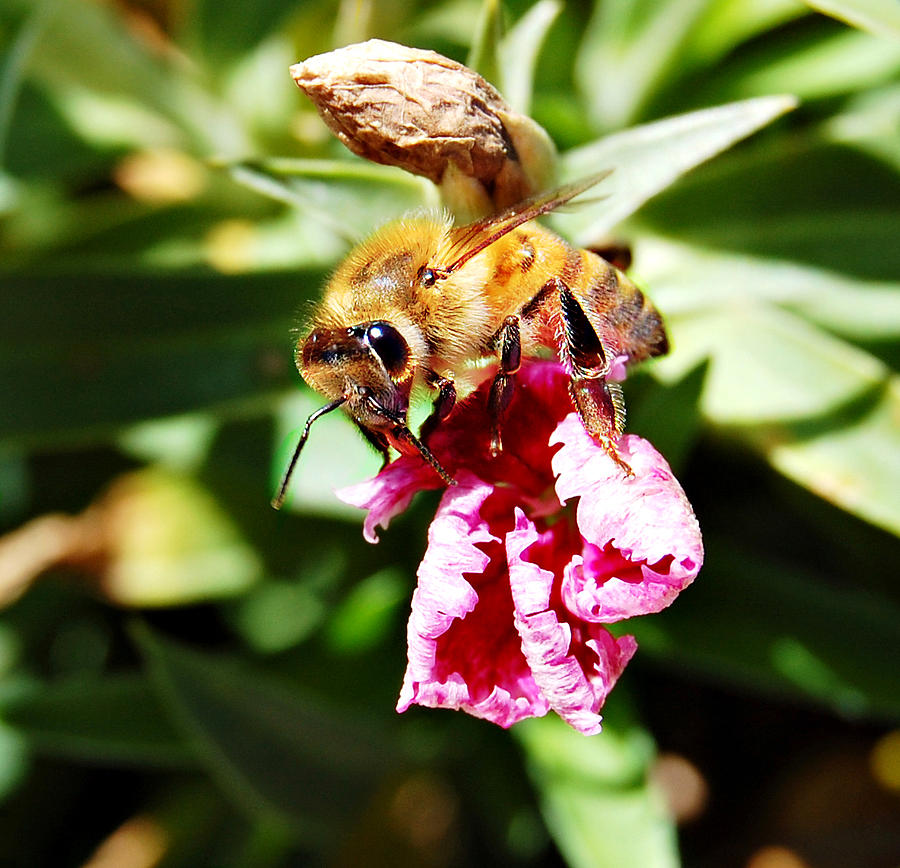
[272,172,668,509]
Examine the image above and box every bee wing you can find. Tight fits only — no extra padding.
[444,170,612,274]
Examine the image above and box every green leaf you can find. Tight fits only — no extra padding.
[499,0,562,115]
[660,304,886,425]
[467,0,503,86]
[728,27,900,101]
[638,239,900,533]
[0,269,323,447]
[516,714,678,868]
[0,0,59,166]
[575,0,711,129]
[134,623,398,834]
[804,0,900,39]
[681,0,809,68]
[553,95,796,244]
[629,537,900,719]
[754,376,900,535]
[1,674,194,766]
[178,0,299,69]
[641,238,900,342]
[637,141,900,281]
[22,0,219,153]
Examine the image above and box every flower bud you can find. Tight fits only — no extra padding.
[290,39,556,215]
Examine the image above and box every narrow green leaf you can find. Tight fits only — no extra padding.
[467,0,504,86]
[1,674,194,766]
[576,0,710,129]
[731,27,900,101]
[499,0,562,115]
[682,0,809,68]
[516,714,678,868]
[134,623,397,833]
[553,95,796,244]
[805,0,900,39]
[0,0,59,166]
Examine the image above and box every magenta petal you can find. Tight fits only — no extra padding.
[397,480,550,729]
[337,455,443,543]
[507,509,637,735]
[551,417,703,622]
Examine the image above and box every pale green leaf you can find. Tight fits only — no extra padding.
[516,715,678,868]
[553,95,796,244]
[641,238,900,341]
[228,158,437,241]
[272,390,382,519]
[658,304,886,425]
[758,377,900,535]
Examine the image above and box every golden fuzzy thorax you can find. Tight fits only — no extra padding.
[300,198,667,405]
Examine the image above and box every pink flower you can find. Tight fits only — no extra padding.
[338,361,702,735]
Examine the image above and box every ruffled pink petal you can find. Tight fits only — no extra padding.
[551,417,703,622]
[507,509,636,735]
[397,481,550,729]
[336,455,443,543]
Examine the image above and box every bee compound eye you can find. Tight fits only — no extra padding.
[419,267,437,287]
[365,321,410,377]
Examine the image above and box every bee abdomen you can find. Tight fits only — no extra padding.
[584,254,669,362]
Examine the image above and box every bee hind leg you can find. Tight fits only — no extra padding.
[488,315,522,456]
[555,278,633,476]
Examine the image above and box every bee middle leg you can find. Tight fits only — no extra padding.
[488,315,522,456]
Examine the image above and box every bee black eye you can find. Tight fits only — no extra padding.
[419,267,437,287]
[365,321,410,377]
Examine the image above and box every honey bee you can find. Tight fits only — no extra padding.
[272,172,668,508]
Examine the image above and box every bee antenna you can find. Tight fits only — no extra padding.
[271,396,347,510]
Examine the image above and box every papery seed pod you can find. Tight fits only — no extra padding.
[290,39,556,216]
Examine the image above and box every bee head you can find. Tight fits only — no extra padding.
[299,320,414,429]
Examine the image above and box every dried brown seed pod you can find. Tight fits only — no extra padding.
[290,39,556,215]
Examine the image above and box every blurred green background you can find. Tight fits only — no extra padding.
[1,0,899,865]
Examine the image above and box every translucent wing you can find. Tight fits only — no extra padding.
[443,170,612,274]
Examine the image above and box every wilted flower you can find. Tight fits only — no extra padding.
[339,362,702,734]
[290,39,556,214]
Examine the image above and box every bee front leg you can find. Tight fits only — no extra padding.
[420,371,457,443]
[554,277,633,475]
[488,315,522,456]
